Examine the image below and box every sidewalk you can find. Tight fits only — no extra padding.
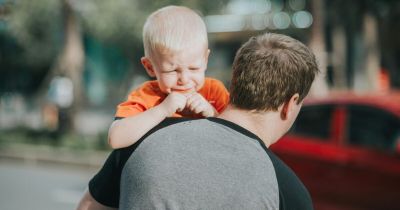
[0,143,109,169]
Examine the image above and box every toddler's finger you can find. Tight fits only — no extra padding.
[186,95,199,108]
[183,91,195,99]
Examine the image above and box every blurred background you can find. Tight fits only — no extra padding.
[0,0,399,209]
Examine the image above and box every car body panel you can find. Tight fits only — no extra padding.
[271,91,400,210]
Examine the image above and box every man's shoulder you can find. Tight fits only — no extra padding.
[155,117,195,129]
[114,118,196,168]
[265,150,314,210]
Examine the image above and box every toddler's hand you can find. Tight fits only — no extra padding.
[185,92,217,117]
[159,92,187,117]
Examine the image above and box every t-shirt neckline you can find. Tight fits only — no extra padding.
[206,117,268,149]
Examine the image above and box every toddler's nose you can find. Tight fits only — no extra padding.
[178,71,189,84]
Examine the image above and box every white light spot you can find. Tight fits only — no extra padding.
[251,14,268,30]
[292,11,313,28]
[227,0,273,15]
[253,0,272,14]
[273,12,291,29]
[205,15,246,33]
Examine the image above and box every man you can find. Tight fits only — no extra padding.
[77,32,319,210]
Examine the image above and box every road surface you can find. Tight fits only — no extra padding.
[0,160,98,210]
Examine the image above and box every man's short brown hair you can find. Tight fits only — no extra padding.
[230,33,319,111]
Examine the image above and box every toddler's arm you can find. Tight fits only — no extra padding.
[108,92,187,149]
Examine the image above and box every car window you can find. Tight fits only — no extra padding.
[347,105,400,153]
[289,105,334,140]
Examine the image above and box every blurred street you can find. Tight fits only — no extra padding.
[0,160,98,210]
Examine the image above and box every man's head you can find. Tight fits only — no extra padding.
[230,33,319,111]
[141,6,209,94]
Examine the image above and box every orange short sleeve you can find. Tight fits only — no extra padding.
[115,81,165,118]
[199,78,230,113]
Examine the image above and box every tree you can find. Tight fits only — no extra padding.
[308,0,329,97]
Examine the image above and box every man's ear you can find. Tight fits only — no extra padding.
[280,93,300,120]
[141,57,156,77]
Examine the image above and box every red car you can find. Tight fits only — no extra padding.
[271,91,400,210]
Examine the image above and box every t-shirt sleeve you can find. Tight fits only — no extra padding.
[207,78,230,113]
[115,91,148,118]
[88,150,125,207]
[89,145,140,207]
[265,150,314,210]
[115,82,163,118]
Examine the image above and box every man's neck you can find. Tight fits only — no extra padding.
[218,105,281,147]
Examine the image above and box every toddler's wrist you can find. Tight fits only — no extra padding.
[157,103,173,118]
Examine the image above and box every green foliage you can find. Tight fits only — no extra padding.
[6,0,62,67]
[77,0,144,48]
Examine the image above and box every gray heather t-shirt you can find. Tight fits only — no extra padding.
[119,119,279,210]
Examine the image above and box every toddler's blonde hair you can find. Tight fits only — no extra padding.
[143,6,208,59]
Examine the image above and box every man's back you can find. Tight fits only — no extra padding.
[120,118,279,209]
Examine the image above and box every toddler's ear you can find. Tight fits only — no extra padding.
[141,57,156,77]
[205,49,210,61]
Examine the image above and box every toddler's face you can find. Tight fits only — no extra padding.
[149,45,209,94]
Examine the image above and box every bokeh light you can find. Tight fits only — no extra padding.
[273,12,291,29]
[205,14,246,33]
[292,10,313,28]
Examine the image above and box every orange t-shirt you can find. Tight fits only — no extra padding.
[115,77,229,118]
